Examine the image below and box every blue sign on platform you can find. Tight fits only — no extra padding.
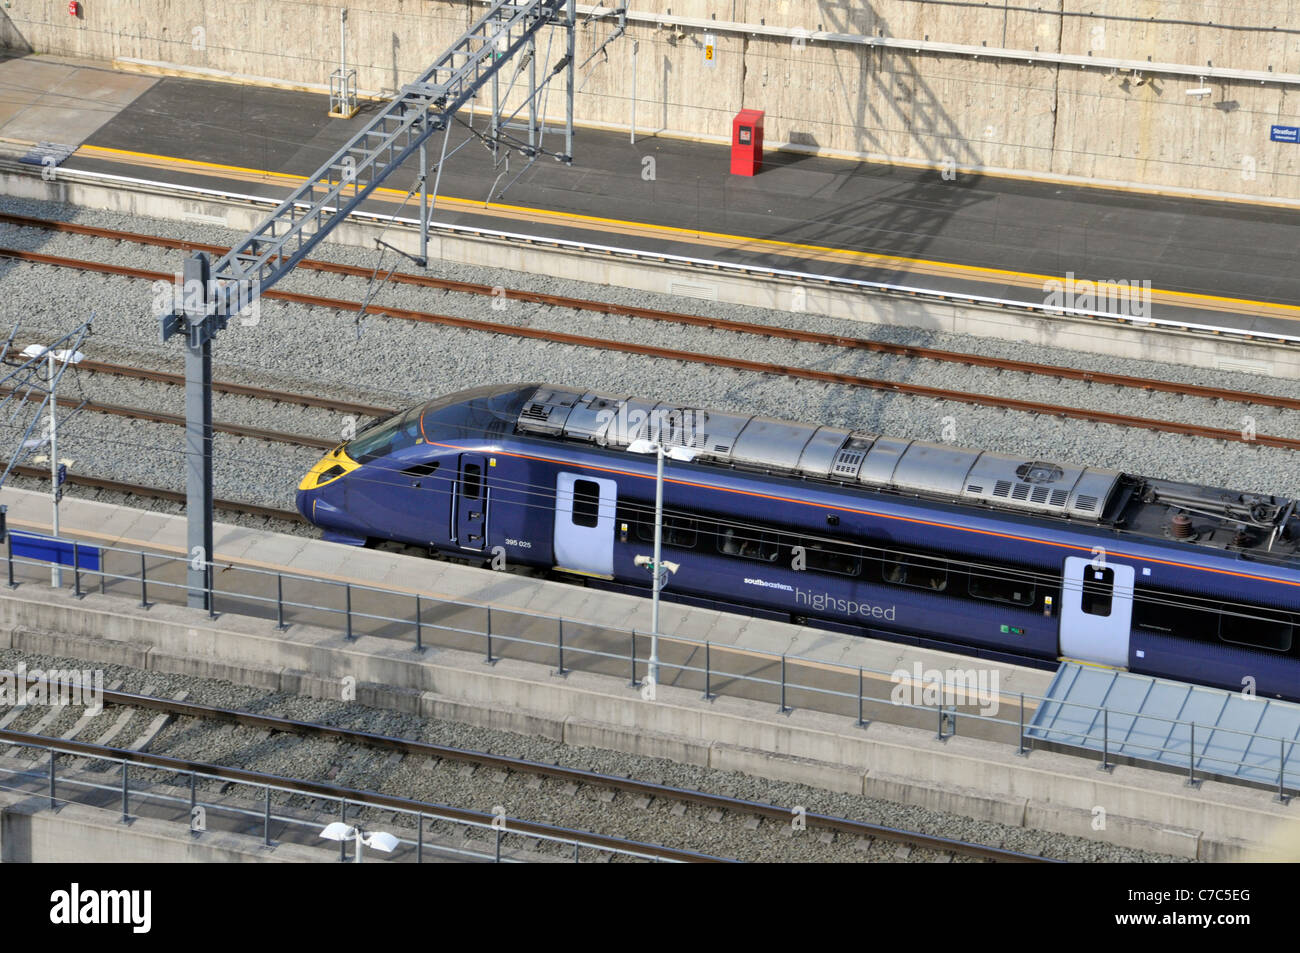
[1271,125,1300,143]
[9,532,101,571]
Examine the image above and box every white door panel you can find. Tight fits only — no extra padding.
[554,472,617,576]
[1059,556,1134,668]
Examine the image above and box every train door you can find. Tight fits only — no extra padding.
[453,453,487,551]
[553,472,617,577]
[1058,556,1134,668]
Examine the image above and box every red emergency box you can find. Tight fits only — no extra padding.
[730,109,764,176]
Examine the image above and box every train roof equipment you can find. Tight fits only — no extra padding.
[510,385,1300,562]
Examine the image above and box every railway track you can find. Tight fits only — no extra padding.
[73,359,395,419]
[4,243,1300,453]
[0,726,720,863]
[3,212,1297,410]
[4,463,302,523]
[0,386,339,450]
[8,678,1054,863]
[1,361,380,522]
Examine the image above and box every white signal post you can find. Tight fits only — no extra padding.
[21,344,84,587]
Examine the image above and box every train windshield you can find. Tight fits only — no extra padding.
[347,406,423,463]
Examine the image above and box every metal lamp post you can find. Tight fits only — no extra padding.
[21,344,84,587]
[320,821,399,863]
[632,439,684,688]
[650,441,664,682]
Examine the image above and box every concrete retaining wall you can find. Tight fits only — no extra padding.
[3,0,1298,201]
[0,788,325,861]
[1,582,1296,861]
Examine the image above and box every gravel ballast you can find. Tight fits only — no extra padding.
[1,199,1299,502]
[0,194,1291,861]
[0,647,1192,863]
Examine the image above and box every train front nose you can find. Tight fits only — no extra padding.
[296,447,358,523]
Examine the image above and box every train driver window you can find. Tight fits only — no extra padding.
[348,405,424,463]
[401,461,440,488]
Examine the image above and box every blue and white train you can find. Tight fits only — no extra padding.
[296,383,1300,700]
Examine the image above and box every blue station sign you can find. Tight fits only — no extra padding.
[1271,124,1300,143]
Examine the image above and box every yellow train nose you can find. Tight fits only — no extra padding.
[297,446,361,491]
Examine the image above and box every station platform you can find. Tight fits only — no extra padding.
[3,53,1300,340]
[0,486,1055,716]
[3,489,1298,860]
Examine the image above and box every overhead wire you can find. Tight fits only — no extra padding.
[3,396,1298,633]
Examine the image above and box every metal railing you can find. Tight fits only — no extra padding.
[3,531,1298,801]
[328,67,359,119]
[0,730,687,862]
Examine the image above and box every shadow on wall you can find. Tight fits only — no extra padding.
[0,10,33,54]
[749,3,990,277]
[826,2,984,172]
[390,32,400,98]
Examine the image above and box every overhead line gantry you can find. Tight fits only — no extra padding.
[157,0,578,606]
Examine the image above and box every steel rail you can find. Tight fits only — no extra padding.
[35,681,1055,862]
[3,463,302,522]
[4,211,1299,410]
[11,162,1300,349]
[0,386,336,450]
[4,245,1298,452]
[75,358,394,418]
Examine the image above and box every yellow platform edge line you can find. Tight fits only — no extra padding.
[76,143,1300,318]
[102,55,1300,215]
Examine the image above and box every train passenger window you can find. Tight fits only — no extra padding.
[717,525,780,562]
[572,479,601,528]
[882,554,948,592]
[1133,588,1220,641]
[461,463,482,501]
[1220,608,1293,653]
[968,569,1035,607]
[799,540,861,577]
[1081,565,1113,616]
[635,513,699,549]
